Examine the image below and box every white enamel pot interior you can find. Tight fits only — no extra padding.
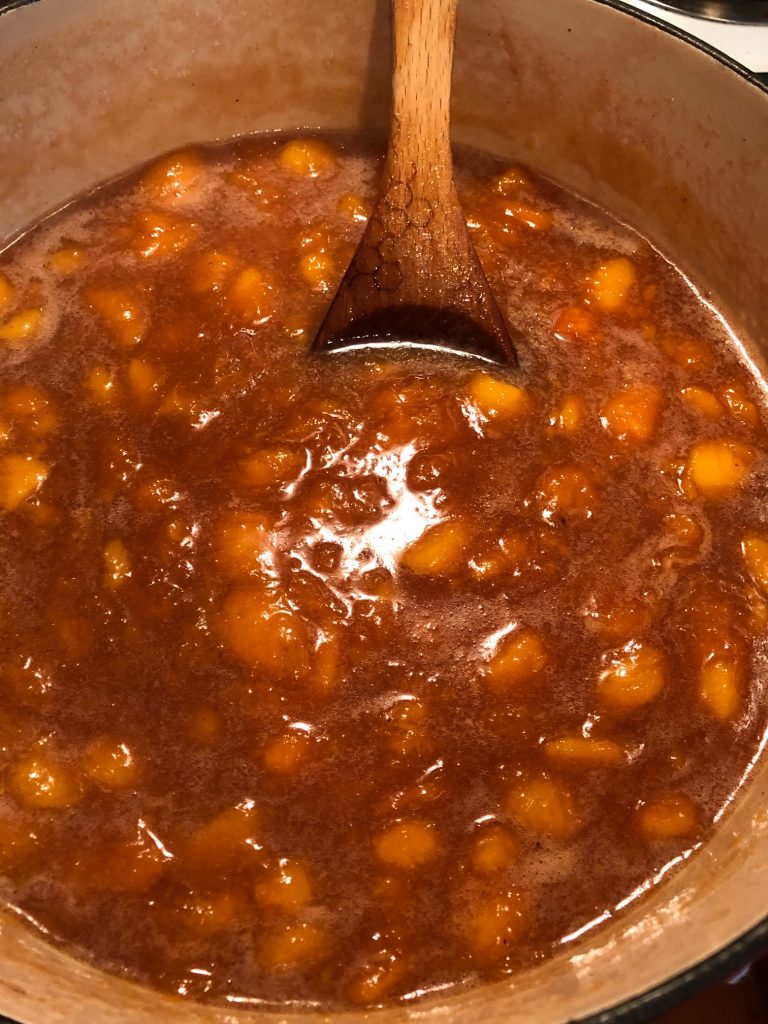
[0,0,766,1021]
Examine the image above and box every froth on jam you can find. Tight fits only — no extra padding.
[0,132,765,1009]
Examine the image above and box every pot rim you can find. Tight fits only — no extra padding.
[0,0,765,1022]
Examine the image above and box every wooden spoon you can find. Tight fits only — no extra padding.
[311,0,518,365]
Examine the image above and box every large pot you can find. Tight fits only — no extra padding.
[0,0,767,1021]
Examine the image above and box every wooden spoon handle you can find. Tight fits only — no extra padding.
[373,0,465,297]
[387,0,457,188]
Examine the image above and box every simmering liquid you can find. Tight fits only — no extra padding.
[0,133,765,1009]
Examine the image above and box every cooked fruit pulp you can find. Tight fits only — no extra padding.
[0,132,765,1008]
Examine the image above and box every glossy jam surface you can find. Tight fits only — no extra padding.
[0,134,766,1009]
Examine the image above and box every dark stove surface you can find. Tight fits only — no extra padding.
[656,956,768,1023]
[644,0,768,23]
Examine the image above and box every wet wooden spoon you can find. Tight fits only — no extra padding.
[311,0,518,365]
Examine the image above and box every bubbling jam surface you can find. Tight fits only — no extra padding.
[0,133,766,1008]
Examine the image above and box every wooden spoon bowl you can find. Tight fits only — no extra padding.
[311,0,519,365]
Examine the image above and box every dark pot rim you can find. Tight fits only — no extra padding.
[0,0,765,1022]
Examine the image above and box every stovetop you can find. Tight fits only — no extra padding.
[641,0,768,25]
[621,0,768,75]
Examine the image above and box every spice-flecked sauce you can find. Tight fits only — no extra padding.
[0,132,765,1009]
